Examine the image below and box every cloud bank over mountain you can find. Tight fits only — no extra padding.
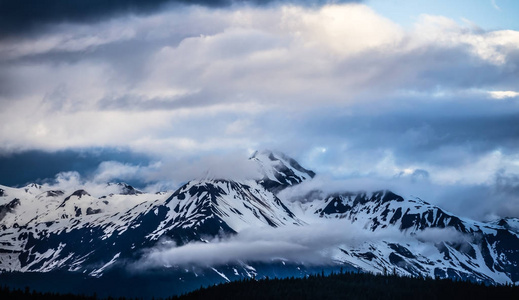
[136,221,467,269]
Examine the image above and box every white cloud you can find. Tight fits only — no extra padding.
[93,161,152,183]
[134,220,422,269]
[39,171,132,198]
[1,4,518,156]
[283,4,404,56]
[414,227,468,244]
[491,0,501,11]
[488,90,519,99]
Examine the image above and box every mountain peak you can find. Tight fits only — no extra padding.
[22,183,43,194]
[107,182,143,195]
[250,150,315,193]
[488,217,519,233]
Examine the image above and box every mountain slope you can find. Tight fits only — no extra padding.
[295,190,519,284]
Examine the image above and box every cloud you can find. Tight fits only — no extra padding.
[134,217,475,270]
[0,149,151,187]
[132,151,263,189]
[413,227,468,244]
[489,170,519,219]
[134,220,423,269]
[491,0,501,11]
[488,90,519,99]
[0,0,363,38]
[38,170,134,198]
[92,161,155,183]
[278,165,519,221]
[68,151,261,191]
[1,4,518,156]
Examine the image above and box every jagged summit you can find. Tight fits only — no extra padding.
[251,150,315,193]
[488,217,519,234]
[107,182,143,195]
[146,178,303,242]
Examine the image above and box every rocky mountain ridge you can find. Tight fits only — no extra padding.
[0,150,518,289]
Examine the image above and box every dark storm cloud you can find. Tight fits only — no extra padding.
[495,170,519,195]
[0,149,150,187]
[0,0,361,38]
[0,0,168,38]
[295,99,519,168]
[423,171,519,221]
[96,90,224,112]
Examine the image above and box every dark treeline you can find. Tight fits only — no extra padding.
[172,271,519,300]
[0,286,98,300]
[2,271,518,300]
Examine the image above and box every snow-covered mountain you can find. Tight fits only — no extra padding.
[250,150,315,193]
[296,191,519,284]
[1,150,518,293]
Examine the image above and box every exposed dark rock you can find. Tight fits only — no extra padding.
[0,198,20,222]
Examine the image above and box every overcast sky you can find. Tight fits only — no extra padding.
[1,0,518,221]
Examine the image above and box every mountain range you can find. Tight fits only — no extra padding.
[1,150,518,297]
